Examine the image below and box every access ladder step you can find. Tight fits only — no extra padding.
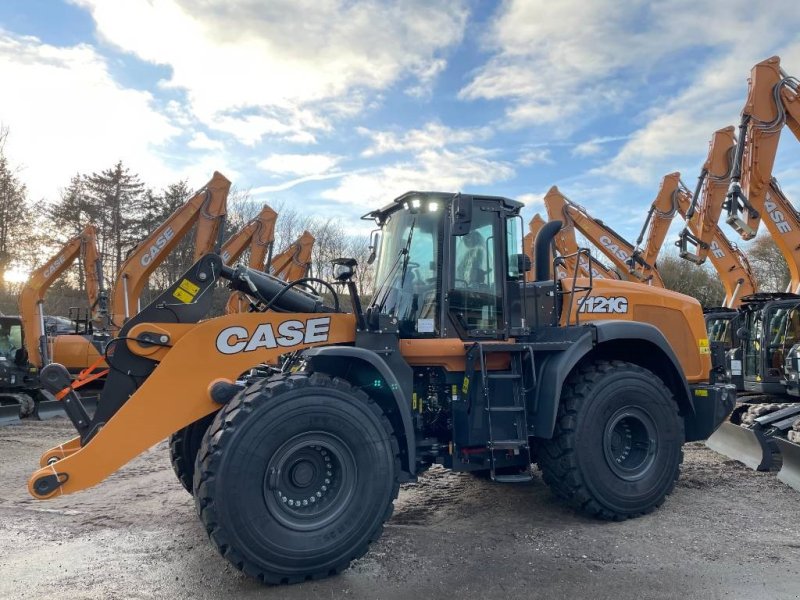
[486,373,521,380]
[487,406,525,412]
[493,473,534,483]
[490,440,528,450]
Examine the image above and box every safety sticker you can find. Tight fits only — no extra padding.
[173,278,199,303]
[698,338,710,354]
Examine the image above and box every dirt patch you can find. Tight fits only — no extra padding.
[1,420,799,599]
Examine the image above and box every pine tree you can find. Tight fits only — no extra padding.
[0,127,34,289]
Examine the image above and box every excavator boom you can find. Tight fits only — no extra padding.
[544,186,665,287]
[630,173,686,282]
[110,172,230,327]
[679,127,736,264]
[269,230,315,281]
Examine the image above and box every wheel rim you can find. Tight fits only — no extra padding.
[262,431,356,532]
[602,406,658,481]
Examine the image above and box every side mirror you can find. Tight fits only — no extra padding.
[736,327,750,341]
[451,193,473,236]
[367,230,380,265]
[332,257,357,282]
[515,253,532,273]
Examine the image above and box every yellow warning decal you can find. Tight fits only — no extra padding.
[173,278,199,303]
[412,392,418,411]
[179,278,200,295]
[694,388,709,397]
[462,376,470,395]
[699,338,710,354]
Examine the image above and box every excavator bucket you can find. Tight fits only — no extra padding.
[33,390,64,420]
[775,438,800,492]
[0,399,22,425]
[705,421,774,471]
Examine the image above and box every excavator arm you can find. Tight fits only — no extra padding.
[110,172,230,327]
[678,127,736,264]
[672,188,757,308]
[220,205,278,268]
[269,230,315,281]
[544,186,665,287]
[725,56,800,290]
[222,205,279,314]
[630,173,687,282]
[19,225,104,368]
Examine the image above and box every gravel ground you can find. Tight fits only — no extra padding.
[1,419,799,600]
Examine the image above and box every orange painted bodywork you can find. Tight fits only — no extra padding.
[29,312,356,498]
[110,172,230,328]
[631,173,684,282]
[560,277,710,383]
[19,224,104,368]
[270,231,315,281]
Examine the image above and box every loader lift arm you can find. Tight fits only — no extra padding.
[19,224,106,368]
[725,56,800,291]
[109,172,230,327]
[544,186,665,286]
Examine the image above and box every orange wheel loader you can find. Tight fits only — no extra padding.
[29,191,735,584]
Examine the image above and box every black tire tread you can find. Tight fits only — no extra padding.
[537,359,684,521]
[193,372,401,585]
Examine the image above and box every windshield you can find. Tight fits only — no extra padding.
[0,320,23,362]
[371,204,441,336]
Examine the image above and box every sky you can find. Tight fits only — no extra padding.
[2,0,800,247]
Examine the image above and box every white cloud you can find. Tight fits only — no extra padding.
[0,31,179,201]
[358,122,492,157]
[460,0,800,135]
[601,40,800,184]
[74,0,469,144]
[187,132,224,151]
[517,149,553,166]
[321,146,515,208]
[517,192,545,206]
[257,153,342,176]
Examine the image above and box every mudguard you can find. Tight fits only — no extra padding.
[302,346,416,477]
[532,321,695,439]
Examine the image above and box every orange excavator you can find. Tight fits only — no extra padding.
[704,56,800,490]
[19,224,107,371]
[543,187,666,287]
[220,205,278,314]
[1,225,106,422]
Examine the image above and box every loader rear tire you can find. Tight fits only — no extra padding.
[169,412,216,493]
[538,360,683,520]
[194,372,400,584]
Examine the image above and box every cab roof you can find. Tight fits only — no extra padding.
[362,191,524,225]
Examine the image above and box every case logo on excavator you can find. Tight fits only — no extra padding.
[710,240,725,259]
[598,235,631,261]
[215,317,332,354]
[140,226,176,267]
[43,255,67,278]
[765,199,792,233]
[578,296,628,314]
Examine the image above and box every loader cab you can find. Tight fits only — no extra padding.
[737,293,800,395]
[365,192,530,341]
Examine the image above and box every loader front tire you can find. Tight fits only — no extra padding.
[538,360,683,520]
[169,412,216,493]
[194,373,400,584]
